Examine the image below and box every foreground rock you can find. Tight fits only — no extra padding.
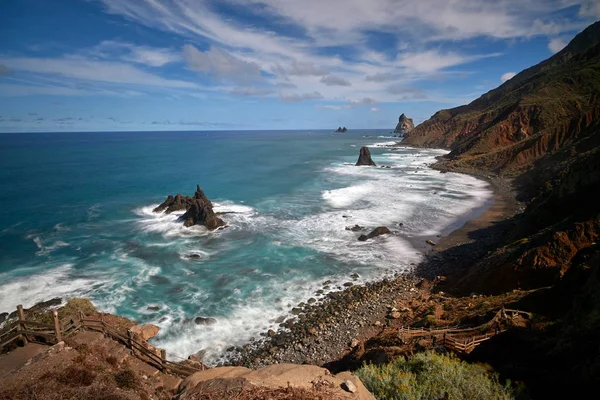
[358,226,391,241]
[179,364,375,399]
[355,147,376,166]
[130,324,159,341]
[393,113,414,135]
[153,185,225,230]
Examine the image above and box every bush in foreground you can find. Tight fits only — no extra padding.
[356,351,513,400]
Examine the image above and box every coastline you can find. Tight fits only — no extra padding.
[234,161,520,369]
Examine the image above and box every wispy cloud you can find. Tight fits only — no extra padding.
[279,91,323,102]
[548,37,568,53]
[320,75,352,86]
[183,44,262,84]
[1,55,197,88]
[501,72,517,82]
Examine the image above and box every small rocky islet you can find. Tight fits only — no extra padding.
[153,184,225,230]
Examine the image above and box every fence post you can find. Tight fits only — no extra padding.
[161,349,167,367]
[127,329,134,355]
[100,314,105,335]
[79,311,85,331]
[52,310,62,343]
[16,305,28,345]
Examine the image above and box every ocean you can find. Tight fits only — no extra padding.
[0,129,492,364]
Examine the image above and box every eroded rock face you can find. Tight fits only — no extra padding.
[393,113,414,135]
[355,147,376,166]
[153,185,225,230]
[130,324,159,341]
[358,226,391,241]
[179,364,375,399]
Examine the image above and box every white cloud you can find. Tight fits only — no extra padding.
[501,72,517,82]
[92,41,180,67]
[315,104,351,110]
[396,50,502,73]
[279,91,323,102]
[320,75,351,86]
[183,45,262,84]
[229,86,275,97]
[0,83,88,96]
[365,72,397,82]
[370,107,381,112]
[2,55,197,88]
[349,97,378,106]
[272,60,329,77]
[548,37,568,53]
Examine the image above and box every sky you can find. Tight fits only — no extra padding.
[0,0,599,132]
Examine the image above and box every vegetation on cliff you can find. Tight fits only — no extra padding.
[357,351,513,400]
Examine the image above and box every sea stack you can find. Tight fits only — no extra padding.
[393,113,414,135]
[154,185,225,230]
[356,146,376,166]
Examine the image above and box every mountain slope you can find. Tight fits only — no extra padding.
[406,21,600,296]
[404,21,600,177]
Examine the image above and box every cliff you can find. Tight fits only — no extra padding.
[404,21,600,177]
[401,21,600,296]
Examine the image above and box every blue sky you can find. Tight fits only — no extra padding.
[0,0,598,132]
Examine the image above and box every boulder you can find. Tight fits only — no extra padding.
[426,239,436,246]
[358,226,392,241]
[195,317,218,326]
[153,185,225,230]
[355,147,376,166]
[130,324,160,341]
[393,113,414,136]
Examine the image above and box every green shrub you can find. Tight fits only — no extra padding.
[60,298,97,318]
[356,351,513,400]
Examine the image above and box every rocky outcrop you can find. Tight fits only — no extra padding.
[355,147,376,166]
[358,227,391,241]
[130,324,159,341]
[393,113,414,135]
[153,185,225,230]
[178,364,375,399]
[336,127,348,132]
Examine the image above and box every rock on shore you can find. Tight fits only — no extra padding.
[355,147,376,166]
[358,226,391,241]
[153,185,225,230]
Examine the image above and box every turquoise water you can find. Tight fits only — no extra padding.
[0,130,492,363]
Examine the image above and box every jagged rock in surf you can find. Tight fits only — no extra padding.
[358,226,391,241]
[153,185,225,230]
[393,113,414,135]
[355,146,376,166]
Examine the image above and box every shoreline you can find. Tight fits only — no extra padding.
[233,162,520,369]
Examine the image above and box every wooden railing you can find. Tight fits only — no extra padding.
[398,307,531,354]
[1,305,207,378]
[0,305,62,349]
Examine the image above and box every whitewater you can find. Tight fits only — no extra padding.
[0,130,492,364]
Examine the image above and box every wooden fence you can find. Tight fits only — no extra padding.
[0,305,206,378]
[398,308,531,354]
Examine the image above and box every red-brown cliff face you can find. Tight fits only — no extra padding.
[405,21,600,177]
[410,21,600,295]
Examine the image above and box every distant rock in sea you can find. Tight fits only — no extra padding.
[393,113,414,136]
[154,185,225,230]
[358,226,391,241]
[335,126,348,132]
[355,146,376,166]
